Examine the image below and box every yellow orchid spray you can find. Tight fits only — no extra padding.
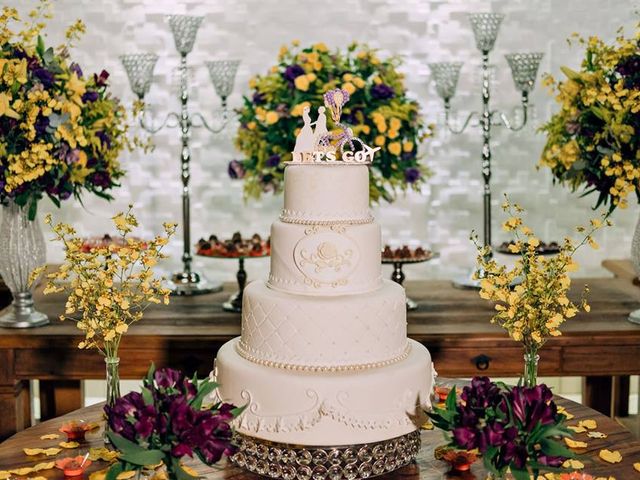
[32,207,176,359]
[473,196,609,385]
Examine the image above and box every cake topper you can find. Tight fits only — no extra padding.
[290,88,380,164]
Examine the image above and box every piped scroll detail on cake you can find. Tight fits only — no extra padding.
[293,230,360,288]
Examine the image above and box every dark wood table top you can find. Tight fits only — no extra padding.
[1,276,639,342]
[1,394,639,478]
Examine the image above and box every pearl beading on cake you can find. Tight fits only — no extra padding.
[280,209,373,225]
[236,341,412,372]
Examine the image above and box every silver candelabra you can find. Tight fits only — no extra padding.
[429,13,543,289]
[120,15,240,296]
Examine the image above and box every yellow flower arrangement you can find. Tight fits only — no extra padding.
[32,207,176,358]
[232,41,434,203]
[540,25,640,212]
[473,196,608,383]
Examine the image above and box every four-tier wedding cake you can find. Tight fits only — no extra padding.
[214,89,434,479]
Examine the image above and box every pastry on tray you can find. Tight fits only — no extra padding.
[382,244,434,261]
[496,240,560,255]
[196,232,271,258]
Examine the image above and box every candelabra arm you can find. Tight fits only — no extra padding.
[190,108,229,134]
[494,92,529,131]
[444,99,479,134]
[139,110,180,134]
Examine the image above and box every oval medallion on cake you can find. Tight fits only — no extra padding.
[293,230,360,288]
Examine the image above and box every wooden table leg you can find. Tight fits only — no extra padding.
[583,376,614,417]
[39,380,83,421]
[0,380,30,440]
[613,375,630,417]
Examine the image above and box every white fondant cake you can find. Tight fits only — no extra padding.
[268,220,382,295]
[215,159,433,447]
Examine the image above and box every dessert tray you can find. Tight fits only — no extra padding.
[495,240,560,256]
[381,245,439,310]
[196,234,270,313]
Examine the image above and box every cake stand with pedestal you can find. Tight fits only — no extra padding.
[197,253,269,313]
[382,252,439,310]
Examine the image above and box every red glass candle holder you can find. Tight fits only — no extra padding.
[59,420,95,441]
[55,456,92,477]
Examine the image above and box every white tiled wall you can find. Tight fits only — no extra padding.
[5,0,638,284]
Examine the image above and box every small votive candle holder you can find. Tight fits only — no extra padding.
[56,456,92,477]
[59,420,96,441]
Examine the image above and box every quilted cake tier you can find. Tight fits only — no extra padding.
[238,280,407,370]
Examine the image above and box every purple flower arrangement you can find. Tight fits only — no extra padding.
[105,364,241,480]
[428,377,574,480]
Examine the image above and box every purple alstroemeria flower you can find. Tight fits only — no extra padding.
[82,90,99,103]
[266,154,281,168]
[89,171,111,189]
[283,64,305,84]
[34,116,50,136]
[94,69,110,87]
[69,62,83,78]
[171,443,193,458]
[155,367,185,390]
[371,83,395,100]
[96,131,111,149]
[33,68,55,88]
[252,91,266,105]
[228,160,245,179]
[452,426,479,451]
[404,167,421,184]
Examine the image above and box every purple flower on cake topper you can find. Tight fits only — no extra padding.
[228,160,245,179]
[371,83,395,100]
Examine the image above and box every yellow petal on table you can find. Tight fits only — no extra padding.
[557,406,575,420]
[599,449,622,463]
[587,431,608,439]
[86,421,101,431]
[116,471,137,480]
[30,476,47,480]
[180,465,199,477]
[594,477,616,480]
[634,462,640,472]
[42,447,62,456]
[33,462,55,471]
[89,469,108,480]
[421,421,434,430]
[579,419,597,430]
[0,472,11,480]
[9,467,35,475]
[59,441,80,449]
[564,438,588,449]
[88,447,119,462]
[39,433,60,440]
[567,425,587,433]
[562,459,584,469]
[23,448,44,456]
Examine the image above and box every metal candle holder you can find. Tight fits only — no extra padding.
[120,15,240,296]
[429,13,543,289]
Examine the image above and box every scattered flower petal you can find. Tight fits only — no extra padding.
[39,434,60,440]
[587,431,608,439]
[634,462,640,472]
[9,467,35,475]
[565,438,588,449]
[0,472,11,480]
[598,449,622,464]
[59,441,80,449]
[579,419,597,430]
[563,459,585,469]
[33,462,55,471]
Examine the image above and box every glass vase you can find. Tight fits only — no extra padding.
[629,210,640,324]
[104,356,121,443]
[523,351,540,387]
[0,201,49,328]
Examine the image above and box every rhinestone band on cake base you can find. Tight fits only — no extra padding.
[230,429,421,480]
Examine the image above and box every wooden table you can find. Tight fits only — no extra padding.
[1,277,640,440]
[1,395,640,478]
